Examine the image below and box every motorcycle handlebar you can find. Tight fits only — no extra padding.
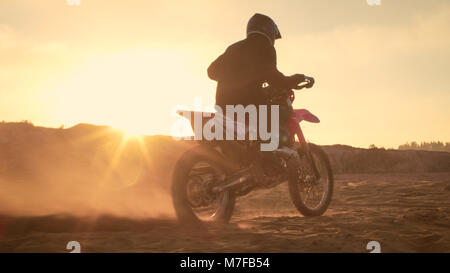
[293,76,314,90]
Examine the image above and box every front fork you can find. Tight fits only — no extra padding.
[293,120,321,180]
[298,142,320,180]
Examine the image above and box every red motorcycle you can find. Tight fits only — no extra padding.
[172,78,334,225]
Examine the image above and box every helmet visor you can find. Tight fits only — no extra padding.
[274,23,282,39]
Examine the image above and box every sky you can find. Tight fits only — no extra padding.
[0,0,449,148]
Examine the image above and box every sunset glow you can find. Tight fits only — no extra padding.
[1,0,449,147]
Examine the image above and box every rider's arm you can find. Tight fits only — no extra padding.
[261,46,305,89]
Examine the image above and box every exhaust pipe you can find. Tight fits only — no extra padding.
[213,173,252,193]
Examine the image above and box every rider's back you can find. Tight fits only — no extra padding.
[208,34,276,109]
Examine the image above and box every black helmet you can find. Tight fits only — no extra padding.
[246,13,281,45]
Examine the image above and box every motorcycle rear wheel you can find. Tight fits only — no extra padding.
[172,145,236,225]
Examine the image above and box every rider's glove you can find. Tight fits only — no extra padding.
[304,76,315,88]
[290,74,306,86]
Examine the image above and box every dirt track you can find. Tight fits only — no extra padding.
[0,172,449,253]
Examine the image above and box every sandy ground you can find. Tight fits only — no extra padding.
[0,172,449,253]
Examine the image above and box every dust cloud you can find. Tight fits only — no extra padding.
[0,122,190,219]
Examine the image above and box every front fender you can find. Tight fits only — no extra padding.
[292,109,320,123]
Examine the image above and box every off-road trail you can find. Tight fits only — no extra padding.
[1,172,448,253]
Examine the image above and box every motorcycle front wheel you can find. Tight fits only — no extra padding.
[288,143,334,217]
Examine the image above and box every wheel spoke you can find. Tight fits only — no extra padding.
[297,149,330,210]
[186,161,231,222]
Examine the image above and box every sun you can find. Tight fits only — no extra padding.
[121,129,143,140]
[52,48,210,137]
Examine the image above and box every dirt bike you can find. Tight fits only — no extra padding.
[172,78,334,225]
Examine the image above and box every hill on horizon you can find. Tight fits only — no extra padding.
[1,121,449,174]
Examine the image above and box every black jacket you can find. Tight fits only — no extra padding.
[208,34,298,109]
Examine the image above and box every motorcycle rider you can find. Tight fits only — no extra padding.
[207,13,314,149]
